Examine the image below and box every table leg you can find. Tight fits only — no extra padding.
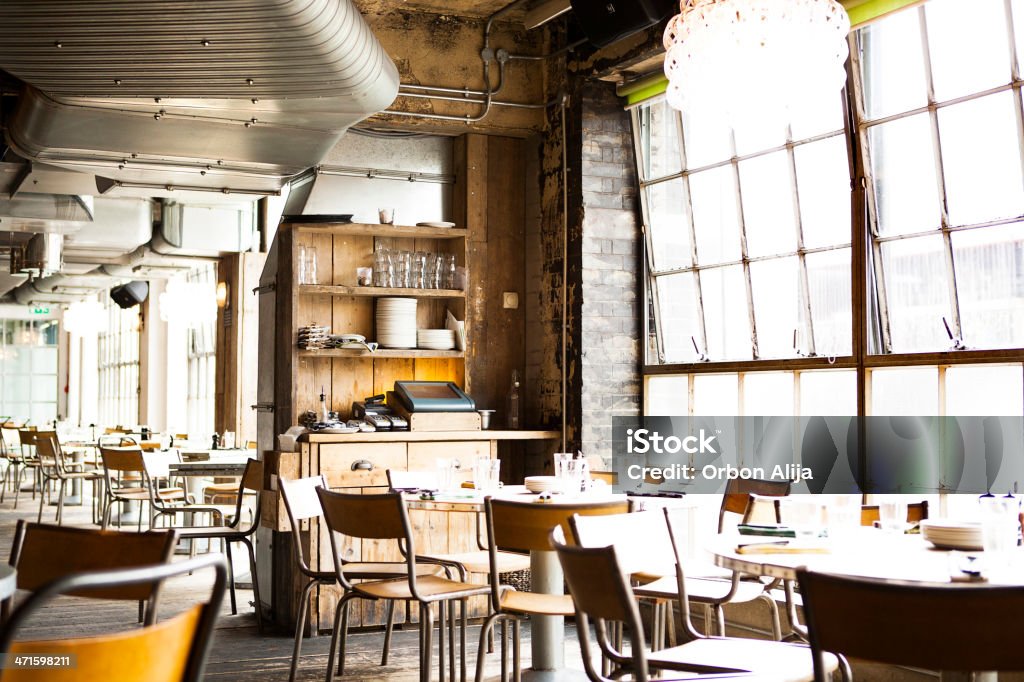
[530,550,563,672]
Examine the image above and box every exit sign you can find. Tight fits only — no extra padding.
[31,306,50,315]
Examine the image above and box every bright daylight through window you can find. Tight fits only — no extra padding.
[637,0,1024,421]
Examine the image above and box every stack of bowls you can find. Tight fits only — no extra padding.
[376,298,417,348]
[417,328,456,350]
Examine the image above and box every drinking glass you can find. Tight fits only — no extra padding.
[474,457,501,493]
[554,452,572,481]
[828,494,862,538]
[781,498,824,539]
[435,458,455,492]
[878,500,908,533]
[980,496,1019,555]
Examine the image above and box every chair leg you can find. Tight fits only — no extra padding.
[420,602,434,682]
[757,592,782,641]
[57,480,67,525]
[474,611,505,682]
[288,579,318,682]
[460,598,468,682]
[381,599,396,665]
[512,618,521,682]
[438,601,446,682]
[325,593,353,682]
[13,464,22,509]
[225,539,237,615]
[241,538,264,633]
[714,604,726,636]
[36,477,45,523]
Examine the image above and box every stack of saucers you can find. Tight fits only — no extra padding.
[524,475,559,493]
[919,519,984,550]
[376,298,417,348]
[297,324,330,350]
[417,328,456,350]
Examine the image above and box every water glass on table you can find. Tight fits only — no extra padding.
[473,457,500,493]
[980,496,1020,555]
[878,500,907,533]
[435,458,456,492]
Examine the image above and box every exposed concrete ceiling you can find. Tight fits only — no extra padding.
[354,0,526,19]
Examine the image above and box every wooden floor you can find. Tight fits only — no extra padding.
[0,481,569,681]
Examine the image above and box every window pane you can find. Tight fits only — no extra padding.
[1014,0,1024,70]
[795,137,851,248]
[31,347,57,374]
[806,248,853,357]
[946,364,1024,416]
[733,119,787,158]
[640,101,682,180]
[868,114,941,236]
[693,373,738,415]
[690,166,741,265]
[681,114,732,169]
[939,92,1024,226]
[789,93,846,141]
[700,265,752,360]
[646,375,688,414]
[799,370,857,416]
[743,372,794,416]
[857,7,928,120]
[3,376,29,403]
[880,235,953,352]
[871,367,939,415]
[926,0,1011,102]
[655,272,702,363]
[645,178,691,272]
[739,152,798,258]
[749,257,802,358]
[33,375,57,402]
[952,223,1024,348]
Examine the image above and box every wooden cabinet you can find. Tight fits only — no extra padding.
[263,220,469,435]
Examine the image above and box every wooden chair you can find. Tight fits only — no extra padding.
[279,476,438,682]
[171,459,264,632]
[860,500,929,527]
[4,520,177,625]
[317,488,490,682]
[553,529,837,682]
[797,569,1024,680]
[0,427,30,508]
[15,427,40,505]
[473,497,630,682]
[718,477,792,530]
[0,552,226,682]
[99,446,185,530]
[33,432,103,526]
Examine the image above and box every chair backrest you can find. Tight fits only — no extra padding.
[232,459,263,532]
[486,497,630,553]
[570,510,676,578]
[860,501,929,526]
[17,428,36,452]
[278,475,328,574]
[315,488,421,595]
[100,445,146,474]
[798,569,1024,679]
[718,478,792,531]
[33,432,61,468]
[0,553,226,682]
[7,521,177,619]
[553,533,675,682]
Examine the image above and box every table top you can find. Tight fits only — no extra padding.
[710,527,1024,585]
[0,564,17,600]
[404,485,627,512]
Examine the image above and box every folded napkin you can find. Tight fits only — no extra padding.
[737,524,796,538]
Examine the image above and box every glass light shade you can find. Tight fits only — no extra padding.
[663,0,851,126]
[216,281,230,308]
[159,280,217,327]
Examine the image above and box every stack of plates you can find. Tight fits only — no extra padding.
[297,324,330,350]
[418,329,456,350]
[525,476,559,493]
[376,298,417,348]
[920,519,984,550]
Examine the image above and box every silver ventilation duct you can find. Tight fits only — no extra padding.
[0,0,400,195]
[20,233,63,277]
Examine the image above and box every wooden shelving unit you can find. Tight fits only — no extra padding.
[297,348,464,359]
[293,223,467,239]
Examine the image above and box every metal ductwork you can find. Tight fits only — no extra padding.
[19,233,63,277]
[0,0,400,195]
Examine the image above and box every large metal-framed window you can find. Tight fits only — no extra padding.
[0,319,59,425]
[633,97,853,365]
[185,264,216,439]
[97,299,140,428]
[854,0,1024,354]
[638,0,1024,407]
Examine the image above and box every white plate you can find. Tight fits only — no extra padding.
[416,221,456,228]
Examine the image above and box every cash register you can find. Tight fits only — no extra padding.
[351,395,409,431]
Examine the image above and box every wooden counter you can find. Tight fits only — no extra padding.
[260,429,560,632]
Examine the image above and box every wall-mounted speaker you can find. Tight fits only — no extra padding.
[569,0,677,48]
[110,280,149,309]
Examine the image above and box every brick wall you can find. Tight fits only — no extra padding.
[579,80,641,466]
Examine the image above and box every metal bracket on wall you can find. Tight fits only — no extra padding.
[251,403,276,412]
[252,283,275,295]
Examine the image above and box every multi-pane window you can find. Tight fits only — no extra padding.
[634,97,853,364]
[97,299,140,428]
[855,0,1024,353]
[0,319,58,425]
[185,264,216,439]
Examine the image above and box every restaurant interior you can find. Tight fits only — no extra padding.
[0,0,1021,680]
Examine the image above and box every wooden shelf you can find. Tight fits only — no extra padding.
[298,348,464,359]
[291,222,467,240]
[302,429,561,443]
[300,284,465,298]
